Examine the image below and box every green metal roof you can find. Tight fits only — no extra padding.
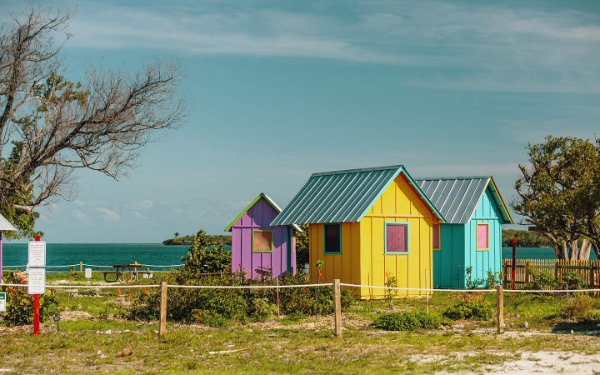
[271,165,445,226]
[415,177,513,224]
[224,193,302,232]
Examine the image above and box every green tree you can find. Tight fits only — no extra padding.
[295,224,309,269]
[513,136,600,259]
[0,8,186,238]
[177,229,232,282]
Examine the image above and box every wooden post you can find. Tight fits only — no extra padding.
[159,280,168,337]
[496,285,504,334]
[425,269,429,314]
[79,261,83,273]
[333,279,342,337]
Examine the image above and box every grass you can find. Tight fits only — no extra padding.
[2,320,600,374]
[2,276,600,373]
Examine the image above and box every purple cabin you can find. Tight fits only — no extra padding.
[225,193,301,279]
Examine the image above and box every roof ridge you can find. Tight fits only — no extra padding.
[311,165,404,177]
[415,176,490,181]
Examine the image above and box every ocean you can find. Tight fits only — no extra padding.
[0,243,596,271]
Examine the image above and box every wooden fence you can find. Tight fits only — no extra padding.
[503,259,600,291]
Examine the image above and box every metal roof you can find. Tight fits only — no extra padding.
[415,177,512,224]
[0,213,16,231]
[224,193,302,232]
[271,165,445,226]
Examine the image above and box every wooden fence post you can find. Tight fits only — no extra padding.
[333,279,342,337]
[159,280,168,337]
[80,261,83,273]
[496,285,504,334]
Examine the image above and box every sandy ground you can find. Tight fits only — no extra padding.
[417,350,600,374]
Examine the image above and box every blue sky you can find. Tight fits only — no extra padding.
[2,0,600,242]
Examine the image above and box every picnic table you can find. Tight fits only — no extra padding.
[103,262,147,282]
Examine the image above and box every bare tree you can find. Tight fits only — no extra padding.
[0,8,187,237]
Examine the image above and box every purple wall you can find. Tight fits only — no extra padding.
[230,198,296,279]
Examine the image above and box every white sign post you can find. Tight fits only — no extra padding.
[0,292,6,313]
[28,241,46,268]
[27,268,46,295]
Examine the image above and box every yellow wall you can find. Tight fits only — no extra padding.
[359,174,437,298]
[307,173,439,299]
[308,222,361,287]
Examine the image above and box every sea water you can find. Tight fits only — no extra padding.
[0,244,595,271]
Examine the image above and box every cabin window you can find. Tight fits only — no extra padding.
[477,223,489,250]
[433,224,440,250]
[385,223,408,253]
[252,230,273,252]
[324,224,341,254]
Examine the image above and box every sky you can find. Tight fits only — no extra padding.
[1,0,599,243]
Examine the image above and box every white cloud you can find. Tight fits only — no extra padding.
[56,1,600,93]
[94,207,120,222]
[129,200,154,210]
[72,209,88,221]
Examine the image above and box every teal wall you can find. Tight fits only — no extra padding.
[434,188,504,289]
[433,224,465,288]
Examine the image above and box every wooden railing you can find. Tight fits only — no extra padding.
[503,259,600,291]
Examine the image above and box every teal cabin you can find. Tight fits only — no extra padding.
[415,177,513,289]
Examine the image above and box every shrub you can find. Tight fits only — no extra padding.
[562,294,593,321]
[524,268,558,290]
[0,272,59,326]
[128,273,354,324]
[371,311,441,331]
[561,272,585,290]
[443,297,493,321]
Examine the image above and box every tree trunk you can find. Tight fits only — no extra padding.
[580,239,592,260]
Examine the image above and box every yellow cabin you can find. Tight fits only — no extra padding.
[271,165,446,299]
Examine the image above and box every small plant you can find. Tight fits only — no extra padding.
[371,311,442,331]
[250,298,277,322]
[562,294,593,321]
[443,296,493,321]
[385,273,398,309]
[562,272,585,290]
[465,267,501,289]
[316,259,325,282]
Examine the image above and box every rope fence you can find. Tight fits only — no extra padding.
[2,279,600,337]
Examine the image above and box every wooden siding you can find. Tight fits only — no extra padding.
[433,224,465,288]
[231,197,295,279]
[308,222,361,288]
[463,188,503,286]
[359,173,436,298]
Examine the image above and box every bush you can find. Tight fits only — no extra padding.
[128,272,354,325]
[524,268,559,290]
[0,272,59,326]
[562,295,593,320]
[371,311,442,331]
[443,297,493,321]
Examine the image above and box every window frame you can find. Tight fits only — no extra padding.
[323,223,342,254]
[432,223,441,251]
[476,223,490,251]
[384,222,409,255]
[252,229,273,253]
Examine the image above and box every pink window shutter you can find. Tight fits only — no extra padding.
[477,224,488,249]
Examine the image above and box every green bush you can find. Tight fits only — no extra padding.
[443,297,493,321]
[562,295,593,320]
[128,272,354,324]
[371,311,442,331]
[524,268,559,290]
[0,273,59,326]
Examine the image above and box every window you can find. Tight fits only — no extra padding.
[324,224,341,254]
[385,223,408,253]
[252,230,273,252]
[432,224,440,250]
[477,223,489,250]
